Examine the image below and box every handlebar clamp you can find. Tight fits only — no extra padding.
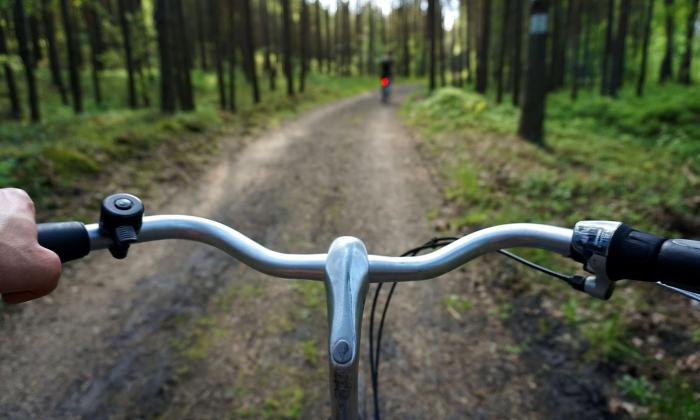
[99,193,144,259]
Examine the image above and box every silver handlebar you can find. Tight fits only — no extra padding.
[86,215,574,282]
[84,214,576,420]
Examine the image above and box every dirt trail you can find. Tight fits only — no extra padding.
[0,87,609,419]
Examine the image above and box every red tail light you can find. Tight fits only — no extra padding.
[380,77,389,87]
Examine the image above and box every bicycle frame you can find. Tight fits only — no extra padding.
[82,215,573,419]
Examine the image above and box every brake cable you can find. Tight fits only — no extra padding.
[368,236,585,420]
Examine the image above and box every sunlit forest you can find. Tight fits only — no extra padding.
[1,0,700,418]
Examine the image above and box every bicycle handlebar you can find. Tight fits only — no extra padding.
[39,215,574,282]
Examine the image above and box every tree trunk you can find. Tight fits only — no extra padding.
[28,14,42,67]
[569,0,582,100]
[83,5,103,105]
[117,0,137,108]
[427,0,436,90]
[355,0,363,74]
[300,0,309,92]
[475,0,491,93]
[518,0,548,144]
[512,0,523,106]
[679,0,699,84]
[227,0,237,112]
[0,16,21,119]
[174,0,194,110]
[600,0,615,95]
[402,0,411,77]
[325,8,332,73]
[15,0,39,121]
[659,0,674,82]
[154,0,176,113]
[282,0,294,95]
[636,0,654,96]
[609,0,630,96]
[464,0,472,83]
[196,0,208,70]
[367,4,374,74]
[315,0,323,71]
[496,0,511,103]
[438,1,446,86]
[60,0,83,113]
[549,0,566,90]
[41,0,68,104]
[342,2,351,75]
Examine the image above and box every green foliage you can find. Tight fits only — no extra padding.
[402,86,700,236]
[442,293,474,312]
[651,379,700,420]
[262,386,304,419]
[0,70,375,219]
[617,374,656,406]
[617,375,700,420]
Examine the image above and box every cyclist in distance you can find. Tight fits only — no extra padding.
[0,188,61,304]
[379,51,394,103]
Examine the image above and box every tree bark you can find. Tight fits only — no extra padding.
[300,0,309,92]
[174,0,194,110]
[475,0,491,93]
[438,1,446,86]
[402,0,411,76]
[367,4,374,73]
[60,0,83,113]
[282,0,294,95]
[0,15,21,119]
[679,0,699,84]
[549,0,566,90]
[83,5,103,105]
[609,0,630,96]
[511,0,523,106]
[325,8,332,73]
[315,0,323,71]
[659,0,674,82]
[28,14,42,67]
[569,0,582,100]
[154,0,176,113]
[496,0,512,103]
[600,0,615,95]
[227,0,237,112]
[518,0,548,144]
[15,0,40,121]
[196,0,208,70]
[41,0,68,104]
[636,0,654,95]
[427,0,436,90]
[465,0,472,82]
[355,0,363,74]
[117,0,137,108]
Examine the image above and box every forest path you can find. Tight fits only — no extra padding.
[0,87,608,419]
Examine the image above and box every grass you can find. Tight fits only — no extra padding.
[0,69,376,220]
[402,85,700,235]
[402,83,700,413]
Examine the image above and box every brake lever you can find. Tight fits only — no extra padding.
[657,281,700,304]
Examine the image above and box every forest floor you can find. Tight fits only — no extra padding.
[0,86,698,419]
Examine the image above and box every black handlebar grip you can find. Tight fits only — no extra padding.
[607,224,700,290]
[606,224,666,282]
[655,239,700,292]
[37,222,91,263]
